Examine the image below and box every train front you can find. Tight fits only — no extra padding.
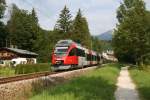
[51,40,76,71]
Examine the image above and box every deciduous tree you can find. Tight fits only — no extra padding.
[113,0,150,66]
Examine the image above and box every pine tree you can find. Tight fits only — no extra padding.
[31,8,38,24]
[0,0,7,47]
[81,17,91,48]
[30,8,40,51]
[72,9,82,44]
[0,0,5,19]
[113,0,150,65]
[54,6,72,34]
[72,9,91,48]
[7,5,38,51]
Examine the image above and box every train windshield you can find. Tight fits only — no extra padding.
[54,47,68,56]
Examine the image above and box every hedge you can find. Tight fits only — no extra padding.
[15,63,51,74]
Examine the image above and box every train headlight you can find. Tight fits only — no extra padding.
[55,60,63,65]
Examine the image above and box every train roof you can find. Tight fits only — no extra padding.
[91,50,97,55]
[56,40,82,47]
[55,40,101,55]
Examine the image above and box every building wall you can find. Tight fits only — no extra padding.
[0,58,37,67]
[0,60,12,67]
[12,58,27,66]
[12,58,37,66]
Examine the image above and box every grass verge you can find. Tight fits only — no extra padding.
[15,63,51,74]
[130,67,150,100]
[30,63,121,100]
[0,63,51,77]
[0,67,15,77]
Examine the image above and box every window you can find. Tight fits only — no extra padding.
[87,54,91,61]
[69,48,76,56]
[56,49,68,53]
[95,56,97,61]
[54,47,68,56]
[13,61,16,64]
[91,55,97,61]
[0,60,3,64]
[92,55,94,61]
[97,56,100,61]
[77,48,85,57]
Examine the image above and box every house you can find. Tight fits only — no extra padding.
[0,47,38,66]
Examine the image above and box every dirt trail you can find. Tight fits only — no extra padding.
[115,67,140,100]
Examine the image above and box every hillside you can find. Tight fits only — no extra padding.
[97,30,113,41]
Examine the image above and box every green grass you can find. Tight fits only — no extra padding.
[130,67,150,100]
[0,63,51,77]
[0,67,15,77]
[30,63,121,100]
[15,63,51,74]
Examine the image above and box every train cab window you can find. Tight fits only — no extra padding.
[56,49,68,53]
[69,48,76,56]
[54,47,69,56]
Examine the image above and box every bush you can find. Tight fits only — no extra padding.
[15,63,51,74]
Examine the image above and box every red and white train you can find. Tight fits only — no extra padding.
[52,40,103,71]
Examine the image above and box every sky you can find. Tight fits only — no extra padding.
[5,0,150,36]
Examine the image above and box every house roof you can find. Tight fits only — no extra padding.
[0,47,38,56]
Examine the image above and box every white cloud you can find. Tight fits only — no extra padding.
[145,0,150,9]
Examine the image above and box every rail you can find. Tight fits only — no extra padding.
[0,71,57,85]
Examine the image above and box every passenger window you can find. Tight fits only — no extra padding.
[87,54,91,61]
[69,48,76,56]
[76,48,85,57]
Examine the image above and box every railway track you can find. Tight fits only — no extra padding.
[0,66,98,85]
[0,71,57,85]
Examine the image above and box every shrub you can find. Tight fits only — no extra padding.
[15,63,51,74]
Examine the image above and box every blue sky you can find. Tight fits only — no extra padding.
[5,0,150,35]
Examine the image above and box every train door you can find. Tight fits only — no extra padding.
[84,51,90,67]
[84,49,89,66]
[77,48,85,68]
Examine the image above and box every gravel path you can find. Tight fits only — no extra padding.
[115,67,140,100]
